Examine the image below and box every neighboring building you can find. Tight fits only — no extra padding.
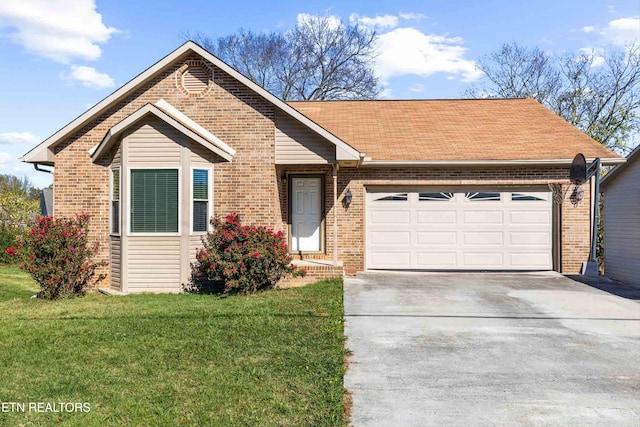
[601,145,640,286]
[20,42,622,293]
[40,188,53,216]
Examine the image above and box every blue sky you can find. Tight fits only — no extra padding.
[0,0,638,188]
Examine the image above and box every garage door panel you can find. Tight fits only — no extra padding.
[416,231,456,245]
[510,231,550,245]
[510,211,550,224]
[370,231,411,245]
[370,210,411,224]
[463,210,503,224]
[463,231,503,246]
[367,189,552,270]
[510,253,550,267]
[369,252,411,268]
[463,252,504,266]
[416,210,457,224]
[416,252,457,268]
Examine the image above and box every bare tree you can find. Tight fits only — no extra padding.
[464,42,640,151]
[191,14,380,100]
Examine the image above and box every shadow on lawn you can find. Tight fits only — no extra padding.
[566,274,640,300]
[182,278,226,295]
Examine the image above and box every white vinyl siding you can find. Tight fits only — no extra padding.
[117,115,220,292]
[275,111,336,164]
[366,189,552,270]
[112,143,121,165]
[603,159,640,285]
[109,236,121,290]
[126,237,181,292]
[126,118,182,167]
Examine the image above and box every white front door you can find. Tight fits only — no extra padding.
[291,177,322,252]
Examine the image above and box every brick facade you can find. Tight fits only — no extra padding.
[51,51,593,290]
[332,168,591,274]
[54,54,281,287]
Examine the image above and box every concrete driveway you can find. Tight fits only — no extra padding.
[344,272,640,427]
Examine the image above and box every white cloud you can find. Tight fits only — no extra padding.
[349,13,398,29]
[0,132,41,146]
[578,47,606,68]
[0,152,12,163]
[349,12,427,29]
[603,16,640,46]
[297,13,341,30]
[409,83,424,93]
[66,65,115,89]
[376,28,482,83]
[582,26,595,33]
[0,0,118,63]
[399,12,427,21]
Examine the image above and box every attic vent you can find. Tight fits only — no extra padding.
[175,60,214,97]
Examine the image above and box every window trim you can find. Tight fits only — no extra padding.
[190,166,213,235]
[127,167,182,237]
[109,168,121,236]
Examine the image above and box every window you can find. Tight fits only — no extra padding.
[373,193,408,201]
[111,169,120,234]
[192,169,209,233]
[511,193,545,201]
[465,192,501,201]
[419,192,454,201]
[130,169,179,233]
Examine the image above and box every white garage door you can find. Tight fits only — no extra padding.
[366,189,552,270]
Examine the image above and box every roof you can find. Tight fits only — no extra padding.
[289,99,622,165]
[601,144,640,187]
[21,41,361,165]
[89,101,235,162]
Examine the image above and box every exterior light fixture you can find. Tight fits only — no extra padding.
[569,184,584,206]
[343,188,353,208]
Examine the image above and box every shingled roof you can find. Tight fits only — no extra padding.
[288,98,619,163]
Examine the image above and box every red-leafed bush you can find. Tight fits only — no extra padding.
[189,213,305,294]
[5,214,107,299]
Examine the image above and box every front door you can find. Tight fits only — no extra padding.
[291,177,322,252]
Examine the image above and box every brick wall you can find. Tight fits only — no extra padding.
[53,54,280,287]
[333,168,591,274]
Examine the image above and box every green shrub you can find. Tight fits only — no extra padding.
[190,213,305,294]
[0,223,20,264]
[5,214,107,299]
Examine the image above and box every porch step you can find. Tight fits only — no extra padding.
[277,259,344,288]
[290,253,335,261]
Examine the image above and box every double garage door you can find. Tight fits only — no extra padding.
[366,189,552,270]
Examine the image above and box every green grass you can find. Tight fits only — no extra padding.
[0,267,347,426]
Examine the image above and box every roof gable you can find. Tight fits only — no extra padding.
[89,101,235,162]
[21,41,361,165]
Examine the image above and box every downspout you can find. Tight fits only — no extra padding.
[34,163,53,174]
[332,163,339,266]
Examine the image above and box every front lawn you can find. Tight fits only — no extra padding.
[0,267,346,426]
